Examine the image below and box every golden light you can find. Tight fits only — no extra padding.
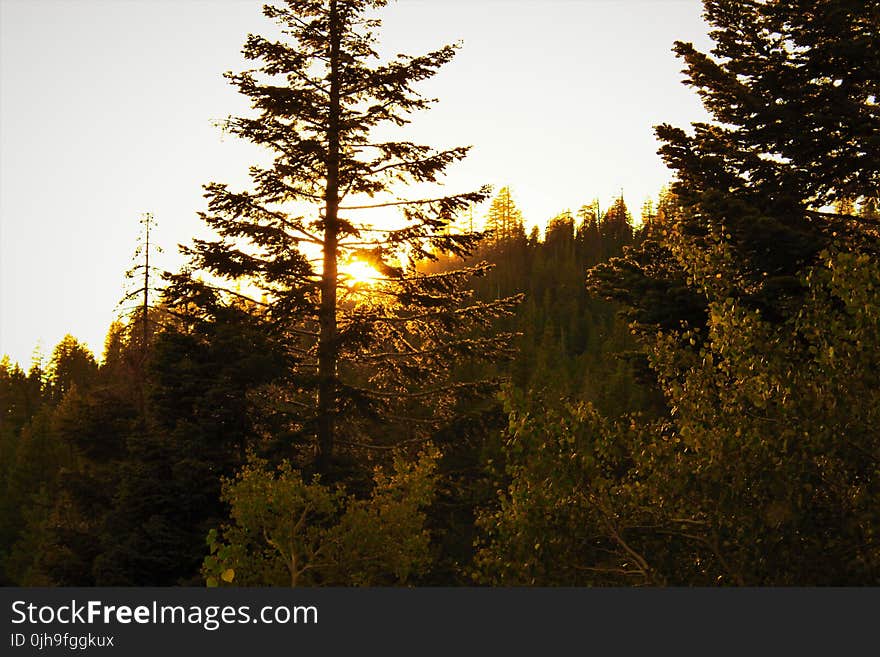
[342,259,383,288]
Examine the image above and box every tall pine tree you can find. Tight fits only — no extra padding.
[118,212,165,361]
[590,0,880,333]
[168,0,519,472]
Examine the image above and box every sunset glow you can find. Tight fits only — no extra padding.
[341,259,383,288]
[1,0,712,368]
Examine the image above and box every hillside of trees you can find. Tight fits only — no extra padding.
[2,0,878,586]
[0,193,653,585]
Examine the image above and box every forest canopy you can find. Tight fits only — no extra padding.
[1,0,878,587]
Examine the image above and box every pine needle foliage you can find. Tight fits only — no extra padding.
[166,0,520,471]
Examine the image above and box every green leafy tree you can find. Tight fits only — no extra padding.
[637,251,880,584]
[479,250,880,585]
[167,0,520,473]
[203,445,440,586]
[474,389,670,586]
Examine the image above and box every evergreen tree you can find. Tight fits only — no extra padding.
[118,212,165,360]
[167,0,519,473]
[600,196,632,251]
[0,358,36,583]
[449,196,655,416]
[0,335,99,583]
[590,0,880,333]
[484,186,525,244]
[45,335,98,405]
[667,0,879,211]
[14,308,289,586]
[0,356,36,437]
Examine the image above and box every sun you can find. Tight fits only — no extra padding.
[341,259,382,288]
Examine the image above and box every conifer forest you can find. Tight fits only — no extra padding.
[2,0,879,587]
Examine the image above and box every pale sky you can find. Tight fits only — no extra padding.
[0,0,712,368]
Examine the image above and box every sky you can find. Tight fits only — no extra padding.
[0,0,713,368]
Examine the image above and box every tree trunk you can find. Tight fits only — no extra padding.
[316,0,341,474]
[142,213,150,358]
